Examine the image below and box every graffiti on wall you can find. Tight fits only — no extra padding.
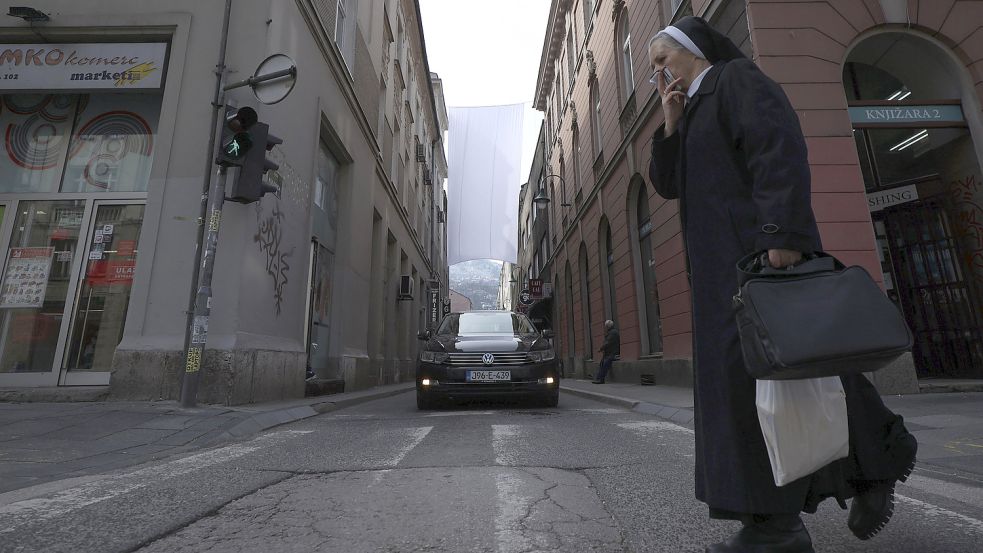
[950,174,983,294]
[254,203,294,316]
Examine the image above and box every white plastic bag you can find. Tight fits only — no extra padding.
[755,376,849,487]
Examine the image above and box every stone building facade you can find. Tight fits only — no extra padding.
[0,0,449,403]
[533,0,983,392]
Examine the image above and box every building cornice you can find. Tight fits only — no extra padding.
[534,0,573,111]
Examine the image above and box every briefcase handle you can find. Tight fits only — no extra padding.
[736,250,843,286]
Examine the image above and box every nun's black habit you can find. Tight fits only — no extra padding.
[648,16,916,519]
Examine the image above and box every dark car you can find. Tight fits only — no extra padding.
[415,311,560,409]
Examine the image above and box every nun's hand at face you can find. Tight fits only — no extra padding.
[655,67,686,136]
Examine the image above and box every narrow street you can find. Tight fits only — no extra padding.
[2,391,981,553]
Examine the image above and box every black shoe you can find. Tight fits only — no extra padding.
[706,515,815,553]
[846,452,915,540]
[848,455,916,540]
[591,380,604,384]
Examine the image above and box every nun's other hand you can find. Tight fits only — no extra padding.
[658,72,686,135]
[767,249,803,269]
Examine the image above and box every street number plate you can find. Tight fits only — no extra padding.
[467,370,510,382]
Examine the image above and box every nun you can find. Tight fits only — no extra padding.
[647,16,918,553]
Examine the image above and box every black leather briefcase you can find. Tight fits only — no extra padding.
[733,251,913,380]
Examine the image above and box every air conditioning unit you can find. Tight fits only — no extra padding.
[423,166,433,186]
[398,274,414,300]
[416,143,426,162]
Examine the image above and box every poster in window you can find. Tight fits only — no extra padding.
[0,247,54,308]
[0,94,79,194]
[60,93,161,193]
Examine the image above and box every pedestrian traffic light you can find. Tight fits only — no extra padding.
[217,106,258,167]
[227,121,282,203]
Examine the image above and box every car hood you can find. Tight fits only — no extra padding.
[433,334,542,353]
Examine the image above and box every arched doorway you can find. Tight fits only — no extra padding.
[844,32,983,379]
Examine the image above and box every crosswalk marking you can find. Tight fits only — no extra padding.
[492,425,522,466]
[494,470,533,553]
[382,426,433,467]
[617,420,694,435]
[0,430,312,534]
[896,494,983,535]
[425,411,495,417]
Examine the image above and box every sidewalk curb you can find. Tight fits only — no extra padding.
[560,383,696,429]
[211,384,415,443]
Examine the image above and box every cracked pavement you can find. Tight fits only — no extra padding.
[3,392,983,552]
[140,467,622,553]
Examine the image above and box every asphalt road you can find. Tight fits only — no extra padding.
[1,391,981,552]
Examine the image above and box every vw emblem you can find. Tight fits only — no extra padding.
[482,353,495,366]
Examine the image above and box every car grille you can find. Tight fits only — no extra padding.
[446,352,529,366]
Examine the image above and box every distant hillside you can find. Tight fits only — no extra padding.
[449,259,503,310]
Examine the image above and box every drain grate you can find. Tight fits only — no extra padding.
[640,374,656,386]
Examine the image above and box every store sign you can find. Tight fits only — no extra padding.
[868,184,919,212]
[429,288,440,328]
[0,247,54,308]
[0,43,168,90]
[849,105,964,125]
[529,279,543,298]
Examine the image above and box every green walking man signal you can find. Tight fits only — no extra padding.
[217,106,258,166]
[215,105,281,203]
[223,133,251,159]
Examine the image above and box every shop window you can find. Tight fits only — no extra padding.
[565,262,576,357]
[600,220,618,324]
[633,186,662,354]
[0,93,161,194]
[578,243,593,358]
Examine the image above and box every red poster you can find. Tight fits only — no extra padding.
[87,260,136,286]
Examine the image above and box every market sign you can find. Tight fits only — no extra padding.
[867,184,919,213]
[849,104,964,125]
[0,43,168,90]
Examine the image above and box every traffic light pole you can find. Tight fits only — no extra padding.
[179,165,229,407]
[181,0,232,408]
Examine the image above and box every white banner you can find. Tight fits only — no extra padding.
[0,43,168,90]
[448,104,524,265]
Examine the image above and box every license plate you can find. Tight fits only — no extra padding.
[467,370,511,382]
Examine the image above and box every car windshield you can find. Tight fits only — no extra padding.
[436,312,537,335]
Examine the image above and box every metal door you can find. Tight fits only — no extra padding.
[879,198,983,378]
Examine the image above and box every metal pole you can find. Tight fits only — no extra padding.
[180,0,233,408]
[223,66,296,91]
[180,167,228,407]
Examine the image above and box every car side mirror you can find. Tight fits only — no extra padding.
[542,329,554,339]
[417,330,431,341]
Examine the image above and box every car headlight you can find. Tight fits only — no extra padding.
[528,349,555,363]
[420,351,448,364]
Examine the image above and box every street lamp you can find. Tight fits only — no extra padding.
[541,173,572,207]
